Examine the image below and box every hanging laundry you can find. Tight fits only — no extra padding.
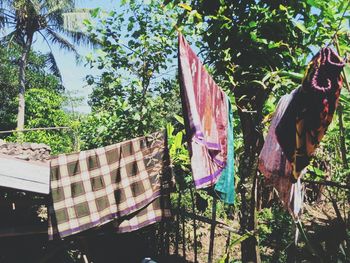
[48,131,174,239]
[275,47,345,180]
[258,92,304,218]
[214,95,235,204]
[0,142,50,194]
[114,194,171,233]
[178,33,229,190]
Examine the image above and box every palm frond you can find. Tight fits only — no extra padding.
[0,0,12,9]
[58,27,96,47]
[44,0,76,28]
[44,27,77,54]
[43,0,74,15]
[0,7,15,29]
[0,8,6,29]
[44,51,62,82]
[0,29,24,46]
[46,8,95,47]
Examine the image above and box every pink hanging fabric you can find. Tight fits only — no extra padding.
[178,33,228,189]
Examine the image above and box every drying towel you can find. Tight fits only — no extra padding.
[276,47,344,180]
[114,194,171,233]
[48,131,174,239]
[214,95,235,204]
[178,33,228,189]
[259,92,303,218]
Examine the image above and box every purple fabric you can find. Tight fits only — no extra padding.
[178,33,228,189]
[259,92,303,217]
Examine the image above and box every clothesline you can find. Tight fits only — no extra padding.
[0,126,71,134]
[302,178,350,190]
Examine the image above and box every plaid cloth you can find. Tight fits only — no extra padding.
[48,131,173,239]
[114,194,171,233]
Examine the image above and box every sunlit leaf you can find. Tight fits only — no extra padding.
[294,22,310,33]
[178,3,192,11]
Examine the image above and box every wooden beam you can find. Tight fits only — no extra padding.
[179,209,238,234]
[302,179,350,190]
[0,126,71,134]
[0,225,47,237]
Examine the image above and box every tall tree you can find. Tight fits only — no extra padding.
[0,43,63,131]
[174,0,350,261]
[0,0,90,130]
[81,1,192,149]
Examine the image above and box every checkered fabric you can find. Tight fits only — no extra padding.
[114,194,171,233]
[48,131,173,239]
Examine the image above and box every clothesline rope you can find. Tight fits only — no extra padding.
[302,178,350,190]
[0,126,71,134]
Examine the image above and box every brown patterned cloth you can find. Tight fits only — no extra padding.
[48,131,174,239]
[276,47,344,180]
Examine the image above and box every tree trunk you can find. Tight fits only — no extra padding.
[17,35,33,131]
[234,83,268,263]
[237,108,263,263]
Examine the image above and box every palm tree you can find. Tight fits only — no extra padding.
[0,0,91,130]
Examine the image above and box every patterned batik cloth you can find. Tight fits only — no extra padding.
[276,47,345,180]
[48,131,174,239]
[214,95,235,204]
[259,92,304,218]
[178,33,228,189]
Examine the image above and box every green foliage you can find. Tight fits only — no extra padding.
[8,88,76,154]
[81,0,188,149]
[0,44,62,131]
[258,207,294,262]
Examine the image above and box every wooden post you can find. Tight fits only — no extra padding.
[159,216,165,257]
[225,230,231,263]
[190,187,198,263]
[175,191,182,256]
[208,196,217,263]
[165,220,170,256]
[182,205,186,260]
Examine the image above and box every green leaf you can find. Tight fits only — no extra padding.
[294,22,310,34]
[90,8,100,18]
[249,21,257,28]
[279,4,288,12]
[178,3,192,11]
[343,64,350,84]
[306,0,320,8]
[174,114,184,125]
[166,123,175,137]
[279,71,304,80]
[218,253,228,263]
[174,132,183,149]
[229,231,255,247]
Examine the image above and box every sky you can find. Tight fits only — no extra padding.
[32,0,119,113]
